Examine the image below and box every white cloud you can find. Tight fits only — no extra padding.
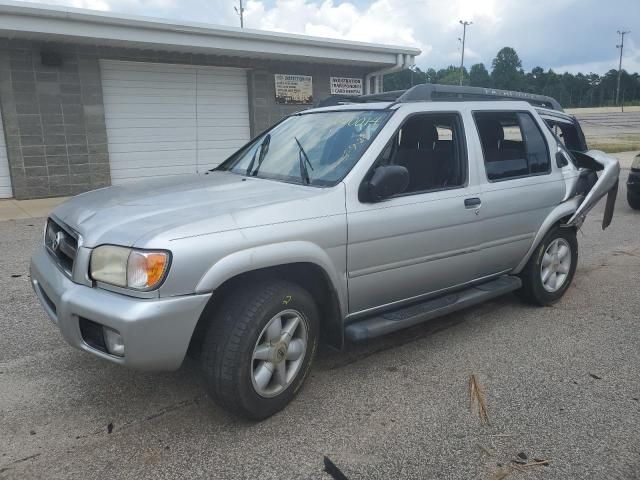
[11,0,640,74]
[245,0,425,52]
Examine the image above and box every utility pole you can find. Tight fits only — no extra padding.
[616,30,630,109]
[234,0,245,28]
[459,20,472,86]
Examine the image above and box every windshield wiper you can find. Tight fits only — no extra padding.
[294,136,314,185]
[245,134,271,176]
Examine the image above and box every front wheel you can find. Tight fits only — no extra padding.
[200,280,319,420]
[628,191,640,210]
[516,226,578,305]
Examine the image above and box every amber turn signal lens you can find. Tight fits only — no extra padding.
[145,253,168,287]
[127,250,169,290]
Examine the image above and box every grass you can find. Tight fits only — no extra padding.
[588,134,640,153]
[589,142,640,153]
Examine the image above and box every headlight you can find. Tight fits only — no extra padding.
[632,155,640,170]
[90,245,170,290]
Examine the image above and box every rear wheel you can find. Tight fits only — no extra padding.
[517,226,578,305]
[200,280,319,420]
[628,191,640,210]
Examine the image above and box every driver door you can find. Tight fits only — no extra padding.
[345,111,486,315]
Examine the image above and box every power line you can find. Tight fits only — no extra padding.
[459,20,472,86]
[615,29,630,109]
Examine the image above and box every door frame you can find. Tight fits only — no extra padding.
[343,105,486,316]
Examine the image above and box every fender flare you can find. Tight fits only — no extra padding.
[512,197,581,274]
[194,241,348,318]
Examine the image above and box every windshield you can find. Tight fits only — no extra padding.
[216,110,391,186]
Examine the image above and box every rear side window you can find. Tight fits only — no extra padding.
[544,119,588,152]
[474,111,551,181]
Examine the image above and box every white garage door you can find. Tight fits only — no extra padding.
[0,107,12,198]
[100,60,250,185]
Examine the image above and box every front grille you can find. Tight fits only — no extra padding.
[45,218,78,277]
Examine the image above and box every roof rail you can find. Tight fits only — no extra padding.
[316,83,563,111]
[314,90,406,107]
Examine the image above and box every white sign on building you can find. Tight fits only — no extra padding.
[275,74,313,104]
[330,77,363,95]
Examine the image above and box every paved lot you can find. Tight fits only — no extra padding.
[1,168,639,479]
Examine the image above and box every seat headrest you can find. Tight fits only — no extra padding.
[400,121,438,150]
[477,119,504,147]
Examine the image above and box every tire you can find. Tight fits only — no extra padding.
[628,192,640,210]
[200,280,319,420]
[516,226,578,306]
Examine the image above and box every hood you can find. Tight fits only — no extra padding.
[52,172,337,247]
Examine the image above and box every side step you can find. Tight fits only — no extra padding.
[345,275,522,341]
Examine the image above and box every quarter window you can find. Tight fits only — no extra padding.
[474,111,551,181]
[544,119,587,152]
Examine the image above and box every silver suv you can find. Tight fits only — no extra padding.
[30,84,619,419]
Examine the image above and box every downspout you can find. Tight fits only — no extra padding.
[365,53,411,95]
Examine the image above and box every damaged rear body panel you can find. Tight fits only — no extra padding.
[565,150,620,229]
[538,108,620,230]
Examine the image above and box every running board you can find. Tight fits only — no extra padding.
[345,276,522,341]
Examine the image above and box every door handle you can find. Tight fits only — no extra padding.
[464,197,482,208]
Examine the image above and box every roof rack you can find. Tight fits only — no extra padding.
[316,83,563,111]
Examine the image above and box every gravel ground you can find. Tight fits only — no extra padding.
[1,169,639,480]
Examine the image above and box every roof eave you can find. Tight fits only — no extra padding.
[0,0,421,67]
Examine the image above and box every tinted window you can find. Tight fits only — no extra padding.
[474,111,550,181]
[375,113,466,194]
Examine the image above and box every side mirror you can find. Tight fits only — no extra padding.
[367,165,409,202]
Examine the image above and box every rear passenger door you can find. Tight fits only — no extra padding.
[472,110,565,277]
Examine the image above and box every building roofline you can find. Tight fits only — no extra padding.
[0,0,420,66]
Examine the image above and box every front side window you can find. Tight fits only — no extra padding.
[217,110,390,186]
[373,113,466,194]
[474,111,551,181]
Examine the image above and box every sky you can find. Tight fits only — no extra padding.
[18,0,640,75]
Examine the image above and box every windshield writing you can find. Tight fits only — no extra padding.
[217,110,390,186]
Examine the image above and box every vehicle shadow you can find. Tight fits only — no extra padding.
[315,293,519,371]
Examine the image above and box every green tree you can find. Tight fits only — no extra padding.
[491,47,524,90]
[383,67,427,91]
[469,63,490,87]
[377,45,640,107]
[524,66,545,93]
[436,65,467,85]
[425,68,438,84]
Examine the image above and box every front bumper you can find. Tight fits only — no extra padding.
[30,247,211,371]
